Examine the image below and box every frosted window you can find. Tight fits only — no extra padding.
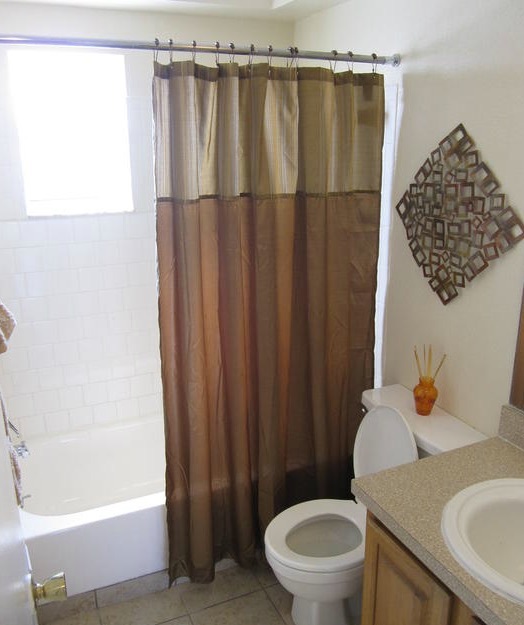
[8,49,134,217]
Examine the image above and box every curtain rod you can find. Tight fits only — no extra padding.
[0,35,401,67]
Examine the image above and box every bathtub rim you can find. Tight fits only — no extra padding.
[20,490,166,539]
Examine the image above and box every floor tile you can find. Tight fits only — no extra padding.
[177,565,261,613]
[162,618,193,625]
[37,592,97,625]
[251,561,278,588]
[265,584,294,625]
[96,570,169,607]
[190,590,284,625]
[98,587,186,625]
[46,609,101,625]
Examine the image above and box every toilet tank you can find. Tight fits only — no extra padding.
[361,384,487,457]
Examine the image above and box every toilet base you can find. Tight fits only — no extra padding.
[291,595,359,625]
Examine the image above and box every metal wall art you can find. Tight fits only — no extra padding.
[396,123,524,305]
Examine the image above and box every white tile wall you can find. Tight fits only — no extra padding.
[0,211,163,439]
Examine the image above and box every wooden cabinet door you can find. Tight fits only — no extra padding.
[361,514,452,625]
[451,600,486,625]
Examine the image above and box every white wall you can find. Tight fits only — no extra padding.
[0,2,293,438]
[295,0,524,435]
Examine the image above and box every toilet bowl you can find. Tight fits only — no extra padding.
[265,404,418,625]
[265,499,366,625]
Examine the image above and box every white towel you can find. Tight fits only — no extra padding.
[0,301,16,354]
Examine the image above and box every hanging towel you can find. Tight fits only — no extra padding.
[0,301,16,354]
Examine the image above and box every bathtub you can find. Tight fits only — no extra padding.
[19,416,168,596]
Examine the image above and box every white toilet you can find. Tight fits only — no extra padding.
[264,384,486,625]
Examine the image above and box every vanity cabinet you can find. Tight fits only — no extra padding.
[361,514,486,625]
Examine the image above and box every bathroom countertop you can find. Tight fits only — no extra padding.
[352,436,524,625]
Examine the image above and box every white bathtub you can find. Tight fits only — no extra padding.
[19,417,168,596]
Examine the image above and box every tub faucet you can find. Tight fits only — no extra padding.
[7,419,29,457]
[14,441,30,458]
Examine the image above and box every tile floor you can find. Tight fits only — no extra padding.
[36,562,294,625]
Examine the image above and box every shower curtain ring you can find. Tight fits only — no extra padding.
[229,42,235,64]
[286,46,295,69]
[154,38,159,62]
[248,44,255,71]
[286,46,295,70]
[191,40,197,63]
[347,50,354,72]
[215,41,220,65]
[267,44,273,77]
[168,38,173,63]
[331,49,338,73]
[371,52,378,74]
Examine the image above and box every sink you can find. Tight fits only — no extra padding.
[441,478,524,605]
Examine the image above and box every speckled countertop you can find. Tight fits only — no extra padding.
[352,428,524,625]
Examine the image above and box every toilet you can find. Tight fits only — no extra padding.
[264,384,486,625]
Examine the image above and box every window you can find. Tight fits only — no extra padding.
[8,49,134,217]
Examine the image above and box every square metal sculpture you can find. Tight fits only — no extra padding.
[396,124,524,304]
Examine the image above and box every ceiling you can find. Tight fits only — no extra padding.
[4,0,348,20]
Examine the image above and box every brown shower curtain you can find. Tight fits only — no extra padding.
[153,60,384,583]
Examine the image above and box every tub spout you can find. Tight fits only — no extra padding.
[20,494,31,508]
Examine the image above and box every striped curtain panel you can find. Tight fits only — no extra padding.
[153,60,385,584]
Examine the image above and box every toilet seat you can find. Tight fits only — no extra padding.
[264,499,366,574]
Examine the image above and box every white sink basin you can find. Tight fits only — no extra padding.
[441,478,524,605]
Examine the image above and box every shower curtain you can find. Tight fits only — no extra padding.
[153,60,385,583]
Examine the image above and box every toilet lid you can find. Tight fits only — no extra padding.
[353,405,418,478]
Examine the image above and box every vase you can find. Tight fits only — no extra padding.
[413,376,438,416]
